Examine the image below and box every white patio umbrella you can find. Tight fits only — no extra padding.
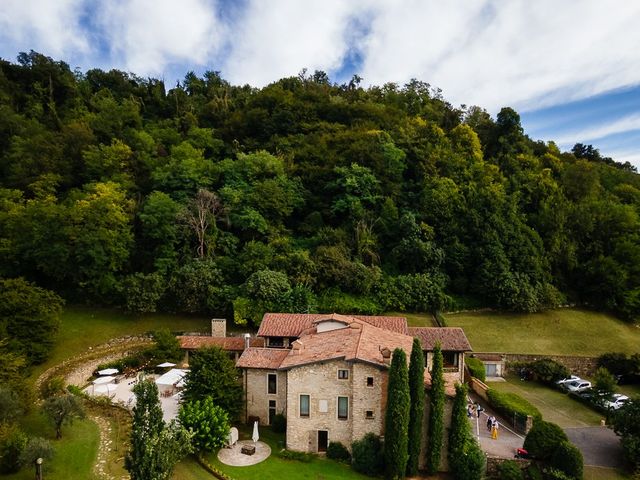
[98,368,119,376]
[252,420,259,443]
[156,362,176,368]
[93,376,115,385]
[93,384,116,396]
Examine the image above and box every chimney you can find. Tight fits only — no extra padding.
[291,339,304,354]
[211,318,226,338]
[380,347,391,364]
[243,333,251,350]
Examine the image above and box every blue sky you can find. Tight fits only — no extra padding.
[1,0,640,167]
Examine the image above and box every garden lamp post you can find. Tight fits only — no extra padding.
[35,458,43,480]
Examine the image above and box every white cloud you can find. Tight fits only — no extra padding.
[553,113,640,147]
[221,0,368,86]
[358,0,640,112]
[95,0,224,75]
[0,0,89,59]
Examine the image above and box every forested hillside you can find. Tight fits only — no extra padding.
[2,51,640,327]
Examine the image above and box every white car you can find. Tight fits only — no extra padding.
[604,394,629,410]
[556,375,581,385]
[566,381,592,393]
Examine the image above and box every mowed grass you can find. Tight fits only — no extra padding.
[34,305,211,376]
[4,411,99,480]
[386,311,437,327]
[445,308,640,356]
[584,466,631,480]
[489,374,602,428]
[204,428,370,480]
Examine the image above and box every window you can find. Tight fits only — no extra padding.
[268,337,284,347]
[337,396,348,420]
[442,351,458,367]
[269,400,276,425]
[338,369,349,380]
[300,395,310,417]
[366,377,374,387]
[365,410,374,419]
[268,373,277,394]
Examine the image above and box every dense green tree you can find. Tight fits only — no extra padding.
[178,397,230,452]
[425,342,445,474]
[0,386,23,424]
[611,399,640,471]
[406,338,425,476]
[0,278,63,364]
[523,420,569,460]
[181,347,243,419]
[125,380,192,480]
[383,348,410,480]
[0,424,28,473]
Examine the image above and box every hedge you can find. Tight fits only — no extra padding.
[466,356,486,382]
[486,389,542,423]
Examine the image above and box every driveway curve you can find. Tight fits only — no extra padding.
[563,426,624,468]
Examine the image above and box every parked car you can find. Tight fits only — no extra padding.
[603,394,630,410]
[566,381,592,392]
[556,375,581,385]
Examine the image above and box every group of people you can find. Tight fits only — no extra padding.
[467,401,500,440]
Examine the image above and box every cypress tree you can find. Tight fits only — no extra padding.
[384,348,411,480]
[406,338,425,476]
[425,342,444,474]
[125,379,192,480]
[449,383,485,480]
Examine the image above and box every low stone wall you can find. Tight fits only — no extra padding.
[504,353,599,377]
[485,456,531,478]
[475,352,599,377]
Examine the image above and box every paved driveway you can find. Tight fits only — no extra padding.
[468,393,525,458]
[564,427,624,468]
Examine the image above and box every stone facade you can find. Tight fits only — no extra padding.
[285,359,386,452]
[244,368,287,425]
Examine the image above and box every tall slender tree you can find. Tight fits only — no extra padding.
[125,379,192,480]
[425,342,444,474]
[448,383,485,480]
[384,348,410,480]
[407,338,425,476]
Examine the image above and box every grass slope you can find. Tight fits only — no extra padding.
[4,412,99,480]
[35,305,211,377]
[445,308,640,356]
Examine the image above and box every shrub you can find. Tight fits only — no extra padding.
[466,356,486,382]
[529,359,570,385]
[278,449,314,462]
[592,367,616,397]
[351,433,384,476]
[523,420,568,460]
[19,437,54,468]
[178,397,230,452]
[550,441,583,480]
[486,389,542,422]
[271,413,286,434]
[498,460,523,480]
[0,424,28,474]
[326,441,350,462]
[597,352,635,376]
[543,468,573,480]
[40,376,66,399]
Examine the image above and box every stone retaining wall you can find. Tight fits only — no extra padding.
[475,352,599,377]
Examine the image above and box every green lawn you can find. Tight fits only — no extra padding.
[4,412,99,480]
[33,305,211,377]
[202,428,370,480]
[489,375,603,428]
[445,308,640,355]
[386,311,436,327]
[584,466,631,480]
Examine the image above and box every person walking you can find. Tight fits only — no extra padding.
[487,415,495,432]
[475,402,483,418]
[491,420,499,440]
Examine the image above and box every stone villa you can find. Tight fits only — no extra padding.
[180,312,471,454]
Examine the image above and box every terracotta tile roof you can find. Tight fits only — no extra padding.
[278,320,414,369]
[408,327,472,352]
[236,348,290,369]
[177,336,264,351]
[257,313,408,337]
